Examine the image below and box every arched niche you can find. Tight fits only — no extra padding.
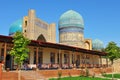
[37,34,46,42]
[85,41,90,50]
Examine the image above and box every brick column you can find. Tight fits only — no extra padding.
[0,63,2,80]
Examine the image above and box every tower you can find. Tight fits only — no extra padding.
[27,9,36,40]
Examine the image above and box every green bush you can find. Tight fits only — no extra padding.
[79,69,84,77]
[85,68,89,77]
[101,71,106,77]
[58,70,62,79]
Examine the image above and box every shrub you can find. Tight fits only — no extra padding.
[58,70,62,79]
[92,73,95,78]
[85,68,89,77]
[68,72,72,77]
[101,71,106,77]
[79,70,84,77]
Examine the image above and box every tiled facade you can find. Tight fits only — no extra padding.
[23,10,56,42]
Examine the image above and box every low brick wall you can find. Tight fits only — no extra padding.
[38,69,82,78]
[38,67,112,78]
[89,67,112,75]
[1,67,112,80]
[2,71,24,80]
[0,63,2,80]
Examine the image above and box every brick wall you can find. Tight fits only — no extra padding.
[2,71,24,80]
[38,68,112,78]
[1,68,112,80]
[38,69,83,78]
[0,63,2,80]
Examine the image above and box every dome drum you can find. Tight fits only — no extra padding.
[59,27,83,33]
[59,19,84,29]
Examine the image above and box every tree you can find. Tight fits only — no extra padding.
[105,41,120,79]
[10,31,30,70]
[105,41,120,65]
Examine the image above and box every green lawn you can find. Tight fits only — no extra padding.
[103,74,120,78]
[49,76,110,80]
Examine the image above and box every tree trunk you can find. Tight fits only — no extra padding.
[18,70,21,80]
[111,60,113,65]
[111,60,114,80]
[18,64,21,80]
[112,64,114,80]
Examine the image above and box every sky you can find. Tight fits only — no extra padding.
[0,0,120,47]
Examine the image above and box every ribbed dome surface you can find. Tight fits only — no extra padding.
[59,10,84,29]
[92,39,104,51]
[9,19,23,35]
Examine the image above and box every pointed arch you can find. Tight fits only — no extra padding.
[37,34,46,42]
[85,41,90,50]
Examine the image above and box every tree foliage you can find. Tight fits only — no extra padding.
[105,41,120,64]
[10,31,30,69]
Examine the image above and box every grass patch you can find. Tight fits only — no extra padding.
[49,76,110,80]
[103,74,120,78]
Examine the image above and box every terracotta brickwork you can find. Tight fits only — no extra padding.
[89,67,112,75]
[38,68,112,78]
[2,72,24,80]
[1,67,112,80]
[0,63,2,80]
[38,69,81,78]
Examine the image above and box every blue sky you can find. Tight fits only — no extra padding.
[0,0,120,47]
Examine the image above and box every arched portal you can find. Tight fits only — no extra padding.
[37,34,46,42]
[85,41,90,50]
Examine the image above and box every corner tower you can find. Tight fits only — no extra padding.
[59,10,84,48]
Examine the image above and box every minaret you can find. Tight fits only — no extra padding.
[27,9,36,40]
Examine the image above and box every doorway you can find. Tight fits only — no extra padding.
[5,54,12,70]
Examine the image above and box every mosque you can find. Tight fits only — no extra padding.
[0,9,106,70]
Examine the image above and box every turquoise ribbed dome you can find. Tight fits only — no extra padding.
[59,10,84,29]
[92,39,104,51]
[9,19,23,35]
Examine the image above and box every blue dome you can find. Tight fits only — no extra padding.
[9,19,23,35]
[59,10,84,29]
[92,39,104,51]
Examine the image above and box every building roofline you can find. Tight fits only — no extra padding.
[0,35,107,56]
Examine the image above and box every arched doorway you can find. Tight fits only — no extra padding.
[5,54,12,70]
[37,34,46,42]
